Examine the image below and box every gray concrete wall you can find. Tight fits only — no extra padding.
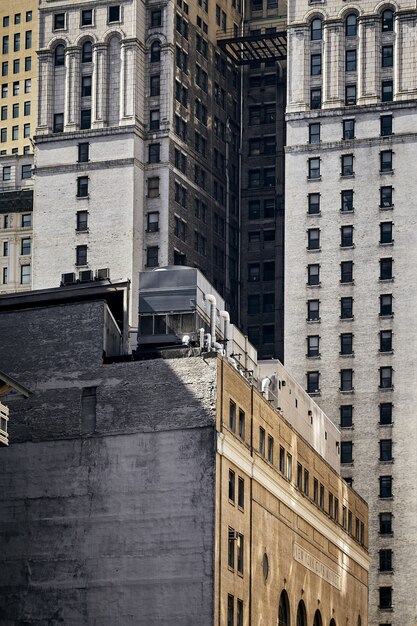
[0,300,217,626]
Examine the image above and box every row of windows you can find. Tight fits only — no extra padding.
[310,10,394,41]
[0,124,31,143]
[1,164,31,180]
[310,45,393,77]
[340,403,393,427]
[227,594,244,626]
[307,187,393,214]
[53,109,91,132]
[307,223,393,249]
[53,6,121,31]
[248,261,275,282]
[1,56,32,76]
[307,258,394,285]
[307,294,393,320]
[1,79,32,97]
[308,150,394,179]
[307,331,393,358]
[227,527,244,573]
[310,80,394,109]
[2,12,32,27]
[1,263,30,285]
[341,439,392,464]
[1,214,31,229]
[228,469,245,509]
[2,238,31,256]
[54,41,92,67]
[2,32,32,55]
[1,101,31,120]
[309,114,392,144]
[306,367,394,394]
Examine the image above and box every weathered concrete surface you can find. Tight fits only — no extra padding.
[0,301,217,625]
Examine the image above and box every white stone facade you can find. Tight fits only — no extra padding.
[285,1,417,624]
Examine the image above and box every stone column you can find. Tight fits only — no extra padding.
[395,11,417,100]
[120,38,138,124]
[323,20,343,108]
[286,26,308,112]
[64,46,81,131]
[92,43,108,128]
[357,15,378,105]
[37,51,54,133]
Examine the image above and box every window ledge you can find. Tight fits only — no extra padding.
[379,314,393,319]
[379,350,393,355]
[341,462,354,467]
[380,204,394,210]
[379,496,393,501]
[378,607,393,612]
[307,282,321,288]
[76,195,89,200]
[76,228,89,234]
[307,211,321,217]
[340,425,354,430]
[307,176,322,182]
[340,173,355,179]
[379,459,394,464]
[340,244,355,249]
[380,169,394,175]
[307,247,321,252]
[379,278,394,283]
[379,421,393,427]
[308,391,321,396]
[75,263,89,268]
[340,316,354,321]
[340,209,355,214]
[340,389,354,394]
[339,352,354,357]
[307,318,321,323]
[306,354,321,359]
[340,280,354,285]
[379,386,394,391]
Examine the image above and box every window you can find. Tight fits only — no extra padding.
[380,402,392,425]
[307,299,320,321]
[379,587,392,609]
[13,59,20,74]
[146,211,159,233]
[267,435,274,463]
[248,294,260,315]
[380,221,393,245]
[313,478,319,504]
[345,85,356,105]
[1,85,8,99]
[341,441,353,464]
[2,37,9,55]
[238,411,245,441]
[82,41,93,63]
[2,267,7,284]
[13,82,19,96]
[343,119,355,140]
[341,260,353,283]
[380,439,393,462]
[76,210,88,232]
[382,80,393,102]
[75,177,89,199]
[340,333,353,355]
[227,594,234,626]
[20,265,31,284]
[26,11,33,22]
[150,75,160,96]
[308,158,320,179]
[76,245,87,266]
[380,114,392,137]
[146,246,159,267]
[345,49,357,72]
[2,16,9,27]
[3,241,8,256]
[379,330,392,353]
[341,154,354,176]
[2,166,11,181]
[21,164,31,179]
[297,463,303,490]
[80,109,91,129]
[25,31,32,49]
[382,9,394,32]
[380,366,393,389]
[25,57,31,72]
[174,216,186,241]
[148,143,160,163]
[380,294,393,316]
[237,533,244,574]
[21,238,31,255]
[263,261,275,281]
[380,258,393,280]
[379,512,393,534]
[308,264,320,285]
[229,469,235,502]
[307,228,320,250]
[81,76,92,97]
[108,5,121,22]
[81,9,93,26]
[54,113,64,132]
[1,62,7,77]
[307,335,320,357]
[54,13,66,29]
[311,18,322,40]
[380,186,393,208]
[309,123,320,144]
[382,45,393,68]
[311,54,322,76]
[380,151,393,173]
[22,214,31,227]
[308,193,320,214]
[0,128,6,143]
[237,599,243,626]
[151,9,162,27]
[151,40,161,63]
[14,34,21,52]
[263,324,275,344]
[379,549,392,572]
[340,369,353,391]
[229,401,236,431]
[259,426,265,456]
[311,88,322,109]
[319,483,324,509]
[346,13,357,36]
[1,106,6,121]
[340,405,353,427]
[341,225,354,247]
[77,142,89,163]
[307,371,320,394]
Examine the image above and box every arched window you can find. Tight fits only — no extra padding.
[54,44,65,67]
[382,9,394,32]
[151,40,161,63]
[311,18,323,41]
[357,617,361,626]
[82,41,92,63]
[345,14,357,37]
[296,600,307,626]
[278,591,290,626]
[329,619,336,626]
[314,610,323,626]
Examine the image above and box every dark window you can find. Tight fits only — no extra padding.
[311,18,322,40]
[345,13,357,36]
[237,534,244,574]
[148,177,160,198]
[146,246,159,267]
[77,176,89,197]
[228,531,235,569]
[307,335,320,357]
[341,441,353,464]
[229,469,235,501]
[147,211,159,232]
[78,142,89,162]
[311,54,322,76]
[267,435,274,463]
[341,261,353,283]
[237,600,243,626]
[151,10,162,27]
[307,299,320,321]
[21,238,31,255]
[382,45,393,67]
[380,294,393,316]
[248,201,260,219]
[340,333,353,355]
[380,330,392,352]
[76,210,88,231]
[382,9,394,32]
[340,405,353,427]
[82,41,92,63]
[345,49,357,72]
[229,400,236,431]
[380,366,393,389]
[382,80,393,102]
[311,88,322,109]
[238,410,245,440]
[55,44,65,66]
[380,151,393,172]
[308,264,320,285]
[148,143,160,163]
[80,109,91,129]
[343,119,355,140]
[309,123,321,144]
[380,115,393,137]
[81,75,92,97]
[263,324,275,344]
[308,193,320,214]
[54,13,65,29]
[247,294,260,315]
[380,439,393,462]
[379,587,392,609]
[340,369,353,391]
[307,228,320,250]
[341,225,354,247]
[76,244,87,266]
[380,258,393,280]
[81,9,93,26]
[151,40,161,62]
[22,164,32,179]
[308,158,320,179]
[248,263,260,282]
[307,371,320,394]
[345,84,356,105]
[341,154,354,176]
[259,426,265,456]
[263,261,275,281]
[379,549,392,572]
[150,75,160,96]
[227,594,234,626]
[341,189,354,212]
[380,403,393,424]
[380,222,393,244]
[109,5,121,22]
[379,512,392,534]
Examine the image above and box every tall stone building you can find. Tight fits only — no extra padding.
[285,1,417,624]
[0,0,38,155]
[32,0,241,321]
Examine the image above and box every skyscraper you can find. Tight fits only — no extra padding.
[285,1,417,623]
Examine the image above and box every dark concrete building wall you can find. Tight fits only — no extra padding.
[0,301,217,626]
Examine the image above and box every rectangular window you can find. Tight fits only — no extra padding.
[341,225,354,247]
[14,33,21,52]
[341,441,353,464]
[380,475,392,498]
[340,368,353,391]
[313,478,319,504]
[380,150,393,172]
[340,405,353,427]
[3,241,8,256]
[309,123,321,144]
[380,221,393,244]
[146,211,159,232]
[76,245,87,266]
[2,166,11,181]
[13,82,19,96]
[229,400,236,432]
[237,533,244,574]
[76,210,88,231]
[80,109,91,129]
[25,56,31,72]
[307,371,320,394]
[1,62,7,77]
[307,264,320,285]
[54,113,64,132]
[2,37,9,55]
[22,214,31,227]
[379,549,392,572]
[81,75,92,97]
[380,115,392,136]
[238,410,245,440]
[228,531,235,569]
[150,109,160,130]
[297,463,303,490]
[0,128,7,144]
[148,143,160,163]
[229,469,235,502]
[343,119,355,140]
[340,333,353,355]
[146,246,159,267]
[151,9,162,27]
[259,426,265,456]
[319,483,324,509]
[382,45,393,67]
[307,299,320,321]
[380,402,392,425]
[21,164,31,179]
[307,335,320,357]
[20,264,31,284]
[380,366,393,389]
[308,193,320,214]
[308,158,320,179]
[380,294,393,316]
[21,238,31,255]
[345,84,356,105]
[341,154,354,176]
[108,5,121,22]
[150,74,160,96]
[310,88,322,109]
[237,599,243,626]
[303,469,309,496]
[382,80,393,102]
[345,49,357,71]
[380,257,393,280]
[23,101,29,116]
[267,435,274,463]
[380,439,393,462]
[379,512,392,534]
[23,123,30,138]
[12,104,19,118]
[310,53,322,75]
[77,176,89,197]
[287,453,293,481]
[307,228,320,250]
[341,260,353,283]
[379,587,392,609]
[2,267,8,284]
[13,59,20,74]
[380,330,392,352]
[78,142,89,163]
[54,13,66,29]
[81,9,93,26]
[238,477,244,508]
[26,11,33,22]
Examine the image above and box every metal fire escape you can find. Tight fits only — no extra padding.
[217,22,287,66]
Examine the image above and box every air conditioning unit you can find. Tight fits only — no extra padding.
[61,272,76,286]
[95,268,110,281]
[79,269,93,283]
[228,530,239,541]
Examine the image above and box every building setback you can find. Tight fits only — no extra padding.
[285,0,417,624]
[0,283,369,625]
